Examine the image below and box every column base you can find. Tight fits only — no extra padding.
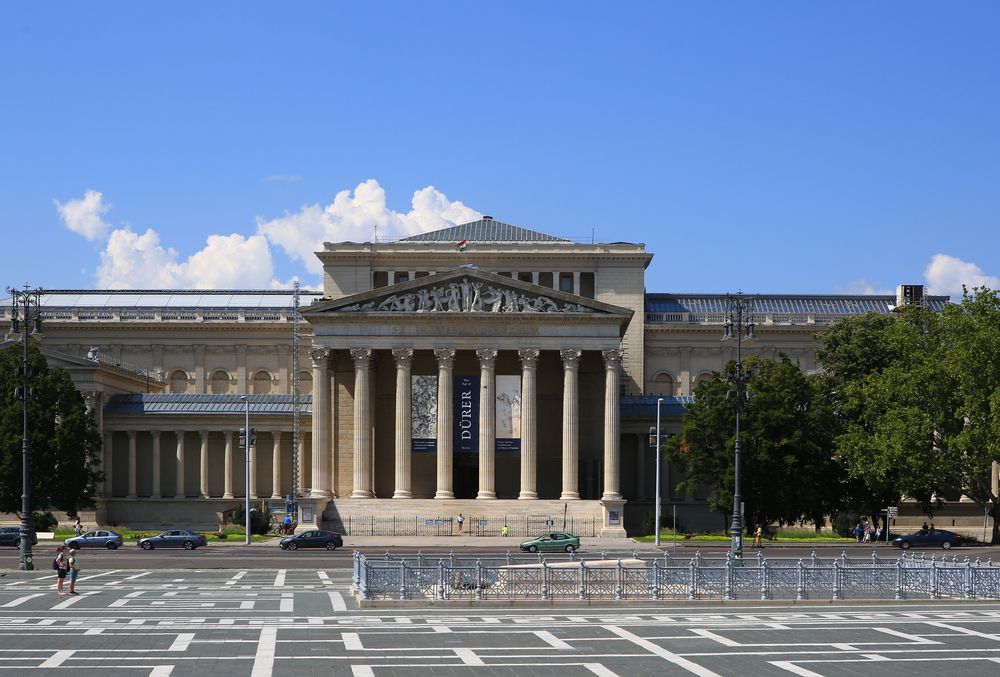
[152,494,161,500]
[518,492,538,500]
[223,492,234,499]
[127,494,137,499]
[393,491,413,498]
[308,490,331,499]
[351,490,374,499]
[559,492,580,500]
[434,490,455,499]
[599,498,627,538]
[476,492,497,499]
[270,493,281,500]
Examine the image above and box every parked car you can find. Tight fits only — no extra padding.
[279,530,343,551]
[893,529,962,550]
[138,529,207,550]
[65,529,124,550]
[519,532,580,553]
[0,526,37,547]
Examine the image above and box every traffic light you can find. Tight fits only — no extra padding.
[239,427,256,448]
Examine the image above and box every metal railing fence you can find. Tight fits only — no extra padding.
[352,550,1000,602]
[327,515,600,537]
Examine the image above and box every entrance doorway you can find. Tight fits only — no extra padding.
[453,453,478,499]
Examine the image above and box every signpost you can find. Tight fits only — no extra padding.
[885,506,898,543]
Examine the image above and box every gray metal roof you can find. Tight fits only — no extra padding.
[645,294,950,315]
[0,290,322,310]
[399,219,570,243]
[104,394,312,416]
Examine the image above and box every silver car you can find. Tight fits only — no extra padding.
[64,529,124,550]
[137,529,207,550]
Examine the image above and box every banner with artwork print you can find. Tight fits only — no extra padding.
[495,374,521,452]
[411,375,437,452]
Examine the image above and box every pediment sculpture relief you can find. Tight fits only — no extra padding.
[338,277,593,314]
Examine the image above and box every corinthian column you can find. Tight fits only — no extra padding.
[199,430,210,498]
[477,349,497,499]
[434,348,455,499]
[223,430,234,498]
[392,348,414,498]
[151,430,162,499]
[309,348,331,498]
[351,348,374,498]
[602,348,623,500]
[560,349,581,500]
[103,435,113,498]
[518,349,540,499]
[271,431,283,499]
[175,431,186,498]
[127,430,137,499]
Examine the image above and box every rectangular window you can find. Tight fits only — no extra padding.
[517,272,533,283]
[396,272,409,284]
[373,271,388,288]
[580,272,595,298]
[559,272,574,293]
[538,272,554,288]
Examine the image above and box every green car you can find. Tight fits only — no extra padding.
[519,532,580,553]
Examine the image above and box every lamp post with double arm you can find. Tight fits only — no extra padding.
[721,292,755,557]
[7,286,44,571]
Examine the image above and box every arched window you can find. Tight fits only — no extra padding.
[652,372,674,397]
[252,370,273,395]
[296,370,312,396]
[694,372,714,390]
[210,370,231,394]
[169,370,190,394]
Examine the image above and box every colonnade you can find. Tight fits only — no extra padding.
[103,429,305,500]
[309,346,623,501]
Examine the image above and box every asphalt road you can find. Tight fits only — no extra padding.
[3,541,998,571]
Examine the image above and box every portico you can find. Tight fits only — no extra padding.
[303,268,633,535]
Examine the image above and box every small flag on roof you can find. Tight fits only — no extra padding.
[456,239,468,252]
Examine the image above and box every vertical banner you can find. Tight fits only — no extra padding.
[411,375,437,452]
[453,375,480,453]
[495,374,521,452]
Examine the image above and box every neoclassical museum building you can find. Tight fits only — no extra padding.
[5,217,979,536]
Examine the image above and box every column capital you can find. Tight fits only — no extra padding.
[518,348,540,369]
[273,430,283,442]
[150,430,161,440]
[602,348,623,369]
[392,347,414,368]
[560,348,582,369]
[199,430,209,440]
[309,347,331,368]
[476,348,498,368]
[127,430,137,441]
[350,347,374,368]
[434,348,456,368]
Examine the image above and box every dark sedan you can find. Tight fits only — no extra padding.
[279,530,343,551]
[138,529,207,550]
[65,529,124,550]
[0,526,36,547]
[893,529,963,550]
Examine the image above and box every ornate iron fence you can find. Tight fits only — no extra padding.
[352,550,1000,602]
[327,515,600,537]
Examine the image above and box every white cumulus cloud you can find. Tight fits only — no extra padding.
[56,180,481,288]
[54,189,112,240]
[923,254,1000,298]
[257,179,481,275]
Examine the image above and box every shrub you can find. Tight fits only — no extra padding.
[30,511,58,533]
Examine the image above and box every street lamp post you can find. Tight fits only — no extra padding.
[239,395,255,547]
[7,286,44,571]
[722,292,755,557]
[655,397,664,547]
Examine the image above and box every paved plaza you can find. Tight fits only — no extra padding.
[1,568,1000,675]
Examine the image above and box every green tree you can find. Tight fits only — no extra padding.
[666,355,842,530]
[940,287,1000,542]
[0,341,103,520]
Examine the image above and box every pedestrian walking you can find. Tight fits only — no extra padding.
[67,549,81,595]
[457,513,464,534]
[853,523,862,542]
[753,526,764,549]
[862,520,871,543]
[74,518,82,538]
[52,545,68,595]
[501,524,510,537]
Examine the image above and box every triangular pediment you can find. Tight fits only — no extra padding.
[302,268,632,318]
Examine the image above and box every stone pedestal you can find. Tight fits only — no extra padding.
[599,498,627,538]
[296,497,326,533]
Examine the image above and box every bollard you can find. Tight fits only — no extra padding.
[352,551,360,589]
[651,560,660,600]
[417,550,424,567]
[832,561,841,601]
[760,560,768,601]
[930,563,938,599]
[579,560,587,600]
[724,552,733,601]
[541,560,549,600]
[615,559,624,600]
[756,551,763,567]
[688,559,697,600]
[506,550,512,567]
[475,560,483,601]
[399,561,407,601]
[384,549,391,561]
[964,560,974,600]
[438,560,446,601]
[796,559,805,601]
[601,550,608,560]
[894,560,903,601]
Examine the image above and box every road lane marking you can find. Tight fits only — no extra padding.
[225,571,248,586]
[455,648,485,665]
[53,592,97,610]
[343,632,363,650]
[584,664,621,677]
[690,629,740,646]
[280,594,293,612]
[926,621,1000,641]
[318,571,332,585]
[535,630,572,649]
[40,650,74,667]
[603,625,723,677]
[2,593,44,607]
[875,626,941,644]
[351,667,374,677]
[169,633,195,651]
[149,667,174,677]
[329,591,347,612]
[250,626,277,677]
[273,570,286,587]
[108,572,152,586]
[770,662,826,677]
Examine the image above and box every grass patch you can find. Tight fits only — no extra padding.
[636,528,854,543]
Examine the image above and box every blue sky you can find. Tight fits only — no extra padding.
[2,2,998,296]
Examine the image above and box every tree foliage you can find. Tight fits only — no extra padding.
[0,341,103,517]
[666,355,842,530]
